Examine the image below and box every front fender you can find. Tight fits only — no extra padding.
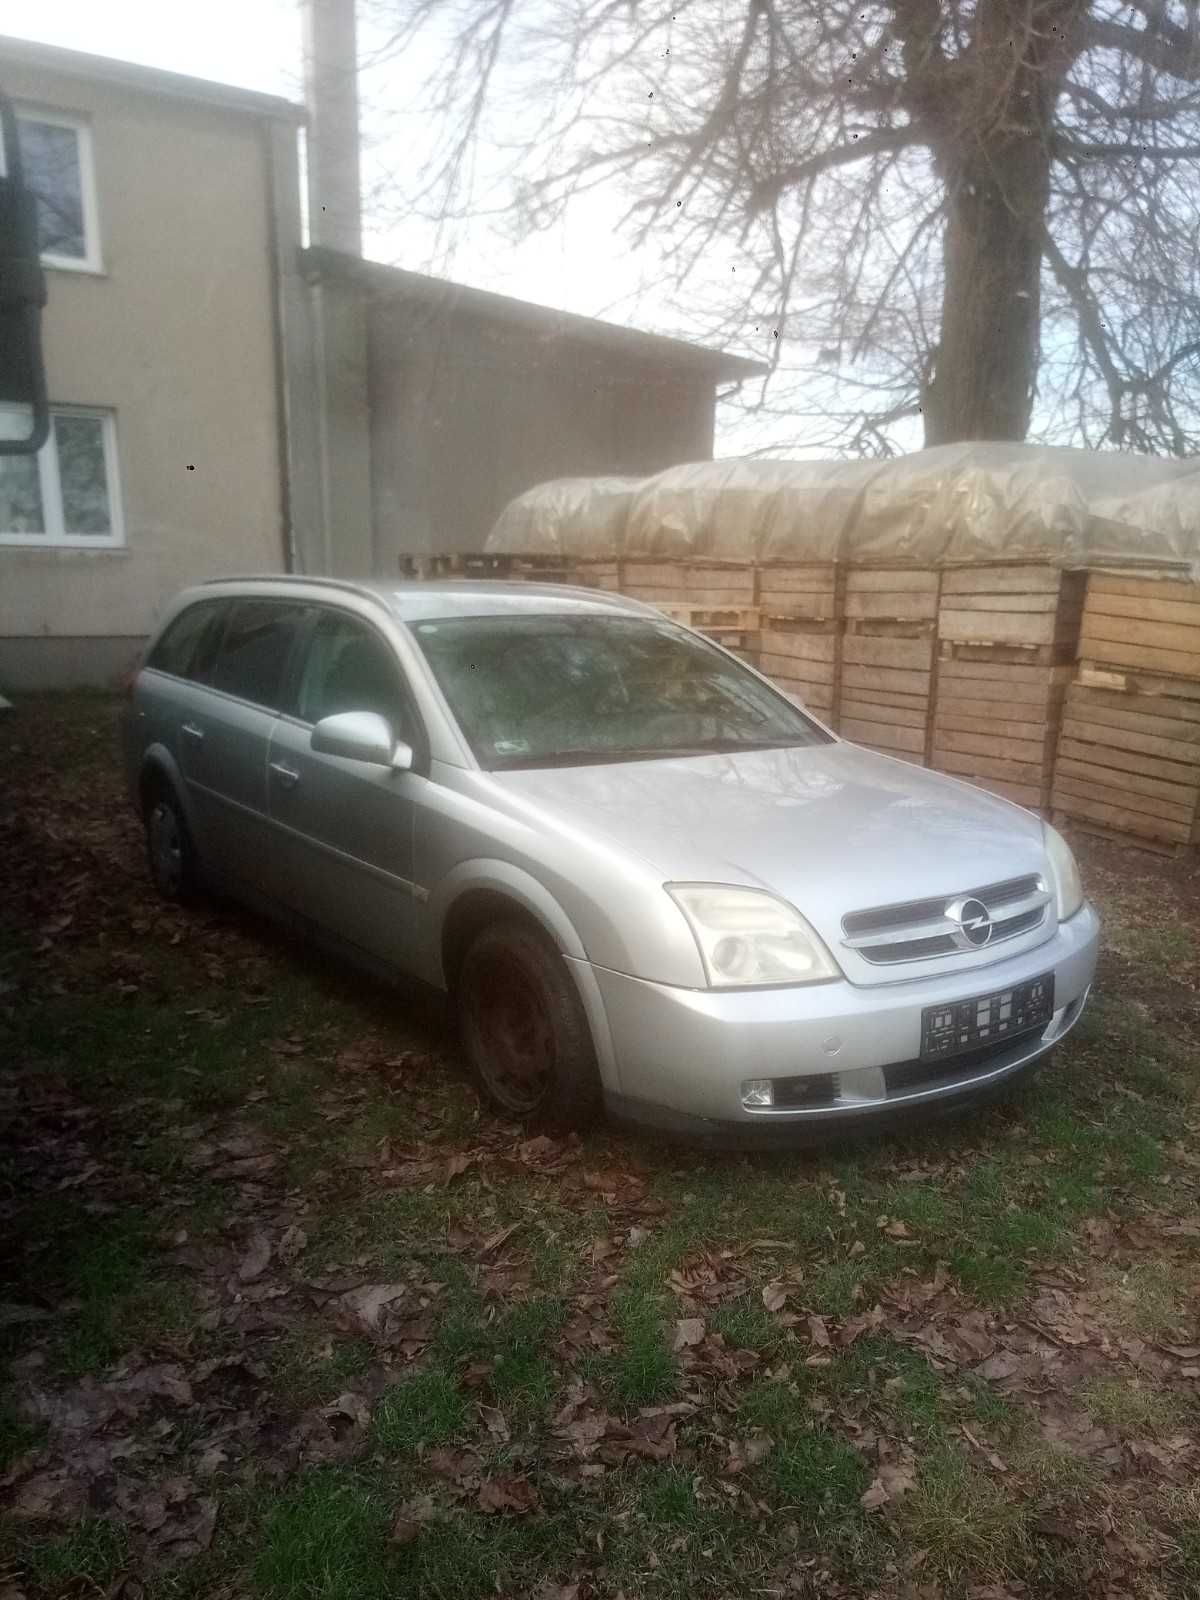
[138,743,198,834]
[428,858,621,1093]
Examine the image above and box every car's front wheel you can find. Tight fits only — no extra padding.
[144,781,200,903]
[456,919,603,1130]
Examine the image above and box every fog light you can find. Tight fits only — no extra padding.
[741,1078,774,1108]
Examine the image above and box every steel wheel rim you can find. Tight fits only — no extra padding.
[468,952,555,1115]
[148,801,183,894]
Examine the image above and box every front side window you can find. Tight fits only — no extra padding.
[211,600,308,710]
[5,111,101,270]
[294,611,409,734]
[0,407,122,547]
[147,601,227,682]
[413,613,831,769]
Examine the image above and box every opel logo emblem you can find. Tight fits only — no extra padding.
[949,897,992,948]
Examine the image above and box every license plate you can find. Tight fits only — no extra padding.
[921,973,1055,1062]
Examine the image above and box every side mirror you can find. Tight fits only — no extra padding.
[311,710,412,770]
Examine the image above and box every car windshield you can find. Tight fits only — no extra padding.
[412,612,832,769]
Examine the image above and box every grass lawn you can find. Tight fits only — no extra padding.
[2,693,1200,1600]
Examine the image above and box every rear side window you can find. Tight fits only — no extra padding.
[212,599,308,710]
[147,600,225,681]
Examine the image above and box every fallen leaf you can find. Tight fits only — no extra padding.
[807,1315,831,1348]
[673,1317,705,1351]
[762,1282,788,1313]
[390,1492,436,1543]
[340,1282,407,1333]
[237,1231,272,1283]
[478,1475,538,1514]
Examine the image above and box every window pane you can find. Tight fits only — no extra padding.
[148,601,225,680]
[54,414,112,535]
[0,410,44,533]
[296,612,407,731]
[19,118,86,260]
[212,600,308,710]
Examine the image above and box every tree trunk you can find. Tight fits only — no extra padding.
[922,136,1049,445]
[918,0,1088,446]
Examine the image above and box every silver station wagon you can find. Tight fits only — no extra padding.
[124,576,1099,1143]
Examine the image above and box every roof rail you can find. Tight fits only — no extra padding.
[198,574,394,615]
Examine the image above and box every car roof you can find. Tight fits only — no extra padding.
[197,575,657,624]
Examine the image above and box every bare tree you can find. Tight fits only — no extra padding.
[366,0,1200,455]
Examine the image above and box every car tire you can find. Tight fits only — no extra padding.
[456,919,603,1131]
[144,780,200,904]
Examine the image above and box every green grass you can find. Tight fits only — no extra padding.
[253,1468,394,1600]
[374,1368,469,1456]
[19,1518,129,1595]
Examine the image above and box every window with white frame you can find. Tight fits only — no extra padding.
[0,109,102,272]
[0,408,123,547]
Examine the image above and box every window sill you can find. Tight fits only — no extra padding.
[0,540,126,552]
[42,256,105,277]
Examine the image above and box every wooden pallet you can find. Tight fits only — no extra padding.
[1050,678,1200,849]
[656,603,761,633]
[1078,572,1200,679]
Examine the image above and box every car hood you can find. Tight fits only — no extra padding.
[488,741,1049,967]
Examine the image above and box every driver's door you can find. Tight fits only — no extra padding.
[266,607,419,967]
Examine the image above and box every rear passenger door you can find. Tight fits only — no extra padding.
[177,597,310,893]
[265,607,420,967]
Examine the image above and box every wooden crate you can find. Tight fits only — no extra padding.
[839,631,934,763]
[566,558,624,591]
[937,565,1084,656]
[837,570,939,763]
[1050,673,1200,851]
[932,657,1072,809]
[758,563,838,624]
[928,567,1086,806]
[1078,572,1200,679]
[757,621,839,720]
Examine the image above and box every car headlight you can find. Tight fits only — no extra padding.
[667,883,841,987]
[1043,824,1084,922]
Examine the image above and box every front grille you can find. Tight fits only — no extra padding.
[842,874,1049,965]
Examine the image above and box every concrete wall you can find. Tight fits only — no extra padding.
[0,59,292,686]
[367,297,716,567]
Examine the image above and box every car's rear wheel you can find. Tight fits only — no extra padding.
[456,920,603,1130]
[144,781,199,903]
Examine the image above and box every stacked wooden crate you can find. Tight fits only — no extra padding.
[1051,573,1200,851]
[931,567,1085,808]
[756,563,840,720]
[564,558,624,592]
[838,569,939,762]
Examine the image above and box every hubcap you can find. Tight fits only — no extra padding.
[148,801,183,894]
[468,953,555,1115]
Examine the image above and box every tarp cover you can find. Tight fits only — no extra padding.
[485,444,1200,575]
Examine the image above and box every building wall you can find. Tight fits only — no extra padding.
[367,297,715,567]
[0,60,289,687]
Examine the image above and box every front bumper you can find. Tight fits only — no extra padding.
[576,901,1099,1141]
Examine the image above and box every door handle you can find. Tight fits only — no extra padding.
[180,721,205,744]
[269,761,301,790]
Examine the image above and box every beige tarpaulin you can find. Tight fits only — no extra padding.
[486,444,1200,576]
